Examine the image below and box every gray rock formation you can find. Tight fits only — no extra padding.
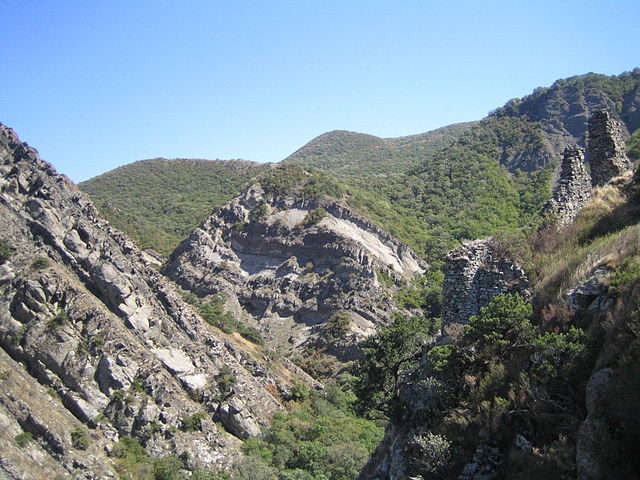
[566,266,613,313]
[0,123,304,477]
[458,444,501,480]
[490,71,640,172]
[576,368,613,480]
[163,182,426,362]
[543,145,592,225]
[442,238,529,327]
[588,109,632,187]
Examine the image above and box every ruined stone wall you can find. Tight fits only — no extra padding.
[543,145,592,225]
[442,238,529,326]
[588,109,632,187]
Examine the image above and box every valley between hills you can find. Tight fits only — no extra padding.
[1,69,640,479]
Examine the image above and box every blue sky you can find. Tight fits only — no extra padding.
[1,1,639,182]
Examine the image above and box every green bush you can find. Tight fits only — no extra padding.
[252,202,269,220]
[303,208,328,226]
[70,427,90,450]
[463,293,535,354]
[112,436,199,480]
[15,431,34,447]
[375,268,394,288]
[325,311,351,341]
[181,411,207,432]
[48,310,69,330]
[627,129,640,161]
[215,366,237,399]
[31,256,50,270]
[410,431,451,473]
[289,381,311,402]
[0,238,14,264]
[395,270,444,317]
[241,386,382,480]
[610,259,640,295]
[197,294,265,344]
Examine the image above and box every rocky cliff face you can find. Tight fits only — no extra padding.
[493,71,640,166]
[588,109,633,187]
[0,124,301,478]
[163,182,426,364]
[442,238,529,328]
[542,145,592,225]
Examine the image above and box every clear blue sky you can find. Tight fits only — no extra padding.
[1,1,638,182]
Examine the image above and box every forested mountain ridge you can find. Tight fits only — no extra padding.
[78,70,640,264]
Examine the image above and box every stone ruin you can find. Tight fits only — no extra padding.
[542,145,592,225]
[440,110,634,337]
[588,109,632,187]
[442,238,529,326]
[540,110,632,228]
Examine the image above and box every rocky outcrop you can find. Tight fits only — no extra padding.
[163,182,426,362]
[442,238,529,327]
[588,109,632,187]
[491,71,640,171]
[576,368,614,480]
[0,124,300,477]
[543,145,592,225]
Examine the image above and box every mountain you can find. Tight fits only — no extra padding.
[0,124,311,478]
[356,111,640,480]
[79,158,268,256]
[78,71,640,264]
[162,165,427,376]
[5,69,640,479]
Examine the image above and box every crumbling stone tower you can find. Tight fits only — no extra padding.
[543,145,592,225]
[588,109,632,187]
[442,238,529,327]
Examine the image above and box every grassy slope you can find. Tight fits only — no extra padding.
[79,158,267,256]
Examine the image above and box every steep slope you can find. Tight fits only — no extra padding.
[79,158,268,256]
[163,165,426,373]
[355,122,640,479]
[0,124,304,478]
[492,69,640,166]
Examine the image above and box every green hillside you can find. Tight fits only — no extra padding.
[79,158,267,256]
[283,123,474,177]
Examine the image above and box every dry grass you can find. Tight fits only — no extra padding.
[531,181,640,308]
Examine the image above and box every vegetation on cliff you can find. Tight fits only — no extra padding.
[353,176,640,478]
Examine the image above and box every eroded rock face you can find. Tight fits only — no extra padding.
[0,123,297,477]
[163,183,426,360]
[588,109,632,187]
[543,145,592,225]
[442,238,529,327]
